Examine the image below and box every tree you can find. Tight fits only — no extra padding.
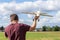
[42,26,47,31]
[47,26,52,31]
[52,25,60,31]
[0,26,4,32]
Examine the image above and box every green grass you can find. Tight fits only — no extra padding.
[0,32,60,40]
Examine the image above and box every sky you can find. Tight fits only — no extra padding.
[0,0,60,28]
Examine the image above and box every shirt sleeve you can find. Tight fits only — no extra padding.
[5,32,8,37]
[4,28,8,38]
[23,24,30,31]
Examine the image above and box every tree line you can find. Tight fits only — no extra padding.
[42,25,60,31]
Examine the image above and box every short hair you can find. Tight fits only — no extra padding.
[10,14,19,21]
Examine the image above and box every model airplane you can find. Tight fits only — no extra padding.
[21,11,53,17]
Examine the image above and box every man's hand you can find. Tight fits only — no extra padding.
[33,16,39,21]
[34,16,39,20]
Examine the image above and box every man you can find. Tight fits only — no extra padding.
[5,14,39,40]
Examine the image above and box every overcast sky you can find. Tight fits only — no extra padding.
[0,0,60,28]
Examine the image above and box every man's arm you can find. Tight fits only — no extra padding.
[29,16,39,31]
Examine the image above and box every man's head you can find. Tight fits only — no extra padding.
[10,14,19,22]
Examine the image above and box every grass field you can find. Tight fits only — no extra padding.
[0,32,60,40]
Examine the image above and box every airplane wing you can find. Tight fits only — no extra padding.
[21,12,36,15]
[40,13,53,17]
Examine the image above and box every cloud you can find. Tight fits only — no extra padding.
[56,11,60,18]
[19,19,24,23]
[27,14,33,18]
[0,0,60,15]
[48,11,60,23]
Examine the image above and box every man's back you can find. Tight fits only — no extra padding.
[5,23,30,40]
